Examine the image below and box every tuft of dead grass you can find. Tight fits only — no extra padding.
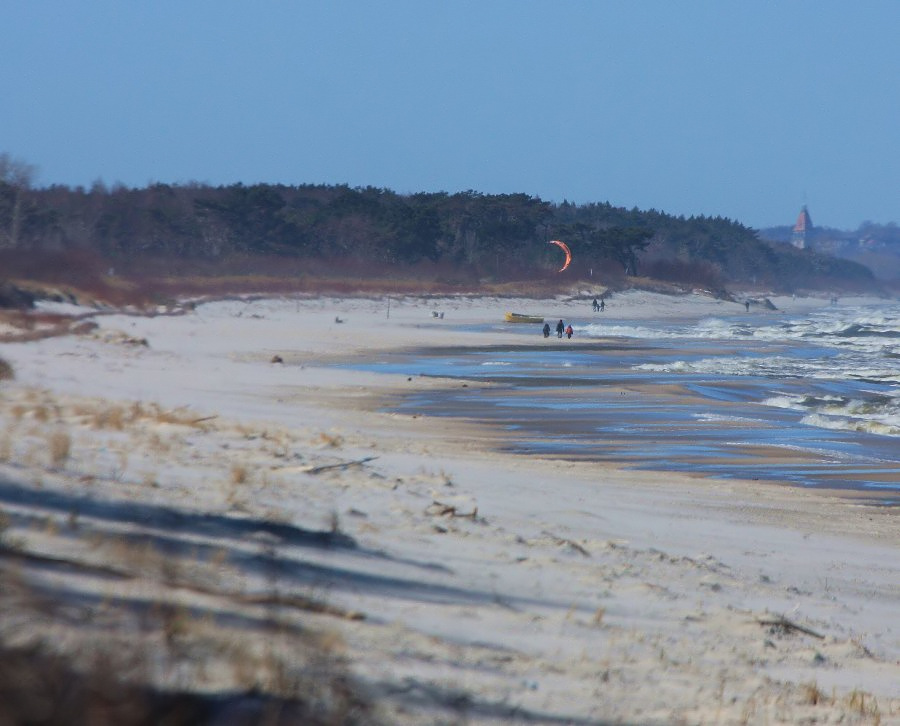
[847,689,881,720]
[0,358,13,380]
[0,429,12,461]
[48,429,72,467]
[230,463,249,486]
[0,508,10,542]
[92,404,127,430]
[800,681,826,706]
[317,431,344,448]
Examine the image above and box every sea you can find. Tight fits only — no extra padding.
[349,299,900,505]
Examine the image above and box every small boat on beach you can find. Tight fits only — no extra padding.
[504,312,544,324]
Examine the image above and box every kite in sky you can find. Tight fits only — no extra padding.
[548,240,572,272]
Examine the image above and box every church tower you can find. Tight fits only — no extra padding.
[791,205,812,249]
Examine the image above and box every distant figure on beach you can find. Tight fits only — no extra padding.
[542,322,551,338]
[745,301,750,312]
[565,324,573,339]
[556,319,565,338]
[600,299,605,312]
[592,298,599,312]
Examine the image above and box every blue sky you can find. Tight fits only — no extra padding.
[2,1,898,230]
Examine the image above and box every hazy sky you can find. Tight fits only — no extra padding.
[3,1,898,230]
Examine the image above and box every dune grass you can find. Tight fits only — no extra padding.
[0,385,379,724]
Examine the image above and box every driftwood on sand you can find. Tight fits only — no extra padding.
[303,456,378,475]
[756,615,825,639]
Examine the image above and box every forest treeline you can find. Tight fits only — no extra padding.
[0,171,877,292]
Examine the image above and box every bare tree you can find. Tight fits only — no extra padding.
[0,152,38,249]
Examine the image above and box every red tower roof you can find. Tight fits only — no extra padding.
[793,206,812,233]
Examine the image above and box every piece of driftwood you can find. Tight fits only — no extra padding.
[542,530,590,557]
[757,615,824,639]
[304,456,378,475]
[426,501,479,520]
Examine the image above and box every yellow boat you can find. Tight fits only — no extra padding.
[504,312,544,324]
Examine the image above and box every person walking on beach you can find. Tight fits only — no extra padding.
[600,299,605,312]
[556,319,565,338]
[592,298,599,312]
[565,324,573,339]
[542,322,551,338]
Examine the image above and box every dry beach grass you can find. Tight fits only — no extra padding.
[0,291,897,724]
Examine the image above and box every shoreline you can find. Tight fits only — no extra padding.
[335,318,900,507]
[1,291,898,723]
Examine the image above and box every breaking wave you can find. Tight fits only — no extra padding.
[606,300,900,438]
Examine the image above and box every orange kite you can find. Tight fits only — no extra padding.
[548,240,572,272]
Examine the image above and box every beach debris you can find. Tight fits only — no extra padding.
[93,329,149,347]
[426,500,479,520]
[756,614,824,640]
[303,456,378,475]
[334,316,344,323]
[270,354,283,364]
[746,297,778,311]
[541,530,590,557]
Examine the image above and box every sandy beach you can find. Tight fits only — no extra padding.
[0,290,897,724]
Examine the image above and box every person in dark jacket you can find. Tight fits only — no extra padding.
[556,319,564,338]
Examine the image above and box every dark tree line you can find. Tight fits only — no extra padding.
[0,166,876,290]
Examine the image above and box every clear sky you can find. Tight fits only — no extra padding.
[2,1,898,230]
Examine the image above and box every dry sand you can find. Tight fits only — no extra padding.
[0,290,897,724]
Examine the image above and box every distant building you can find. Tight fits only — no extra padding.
[791,205,813,249]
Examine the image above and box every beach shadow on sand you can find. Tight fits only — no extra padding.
[0,476,615,725]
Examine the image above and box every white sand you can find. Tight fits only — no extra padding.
[0,290,897,724]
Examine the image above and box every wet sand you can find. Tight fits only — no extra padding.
[358,337,900,505]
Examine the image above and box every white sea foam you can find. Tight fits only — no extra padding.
[760,394,805,411]
[693,413,761,424]
[634,355,842,379]
[584,301,900,353]
[801,412,900,437]
[763,390,900,437]
[609,300,900,438]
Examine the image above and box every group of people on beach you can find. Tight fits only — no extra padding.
[541,297,610,340]
[543,320,573,339]
[542,297,609,340]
